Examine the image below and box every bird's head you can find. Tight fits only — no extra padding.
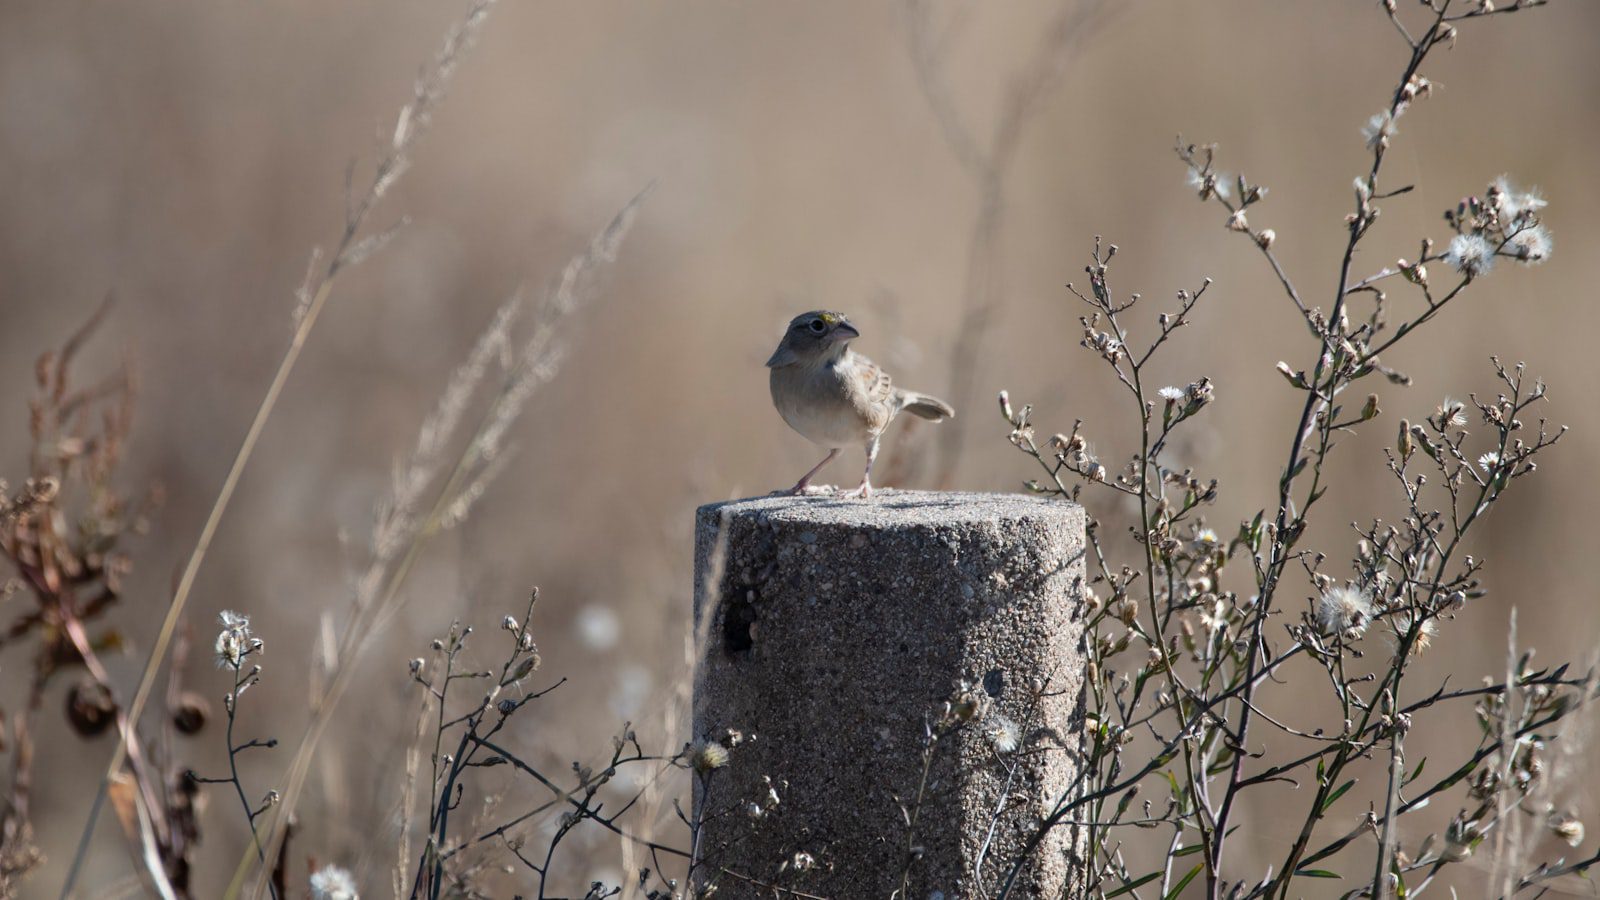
[765,310,860,368]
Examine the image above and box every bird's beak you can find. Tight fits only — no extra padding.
[832,320,860,341]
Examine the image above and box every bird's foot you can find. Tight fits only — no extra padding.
[780,483,838,497]
[844,479,874,499]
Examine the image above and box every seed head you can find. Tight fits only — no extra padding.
[1490,176,1547,224]
[1185,378,1214,407]
[1392,611,1439,656]
[1362,109,1402,150]
[214,611,255,670]
[1549,811,1585,848]
[1444,233,1495,278]
[986,716,1022,754]
[309,865,359,900]
[1437,397,1468,429]
[1507,224,1552,263]
[691,740,730,774]
[1316,585,1373,638]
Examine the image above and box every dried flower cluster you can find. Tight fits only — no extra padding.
[992,3,1587,897]
[1441,176,1552,277]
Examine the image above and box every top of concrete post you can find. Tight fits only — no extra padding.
[696,488,1079,528]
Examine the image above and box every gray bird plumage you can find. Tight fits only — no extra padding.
[766,310,953,497]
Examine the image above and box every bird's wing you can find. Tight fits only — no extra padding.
[847,353,897,433]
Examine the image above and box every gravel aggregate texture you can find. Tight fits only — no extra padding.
[692,490,1087,897]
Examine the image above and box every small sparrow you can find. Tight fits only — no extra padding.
[766,310,954,497]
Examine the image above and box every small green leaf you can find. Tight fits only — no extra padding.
[1164,863,1204,900]
[1299,842,1342,869]
[1320,779,1357,813]
[1295,868,1341,879]
[1105,871,1162,898]
[1114,788,1137,820]
[1405,757,1427,786]
[1172,843,1207,857]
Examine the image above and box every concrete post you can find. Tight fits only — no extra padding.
[692,491,1086,898]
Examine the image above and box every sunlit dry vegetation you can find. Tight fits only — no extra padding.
[1,0,1597,897]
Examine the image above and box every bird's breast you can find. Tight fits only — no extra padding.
[770,362,878,448]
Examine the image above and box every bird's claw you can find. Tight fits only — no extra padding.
[781,484,838,497]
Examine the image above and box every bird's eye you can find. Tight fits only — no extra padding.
[807,320,826,334]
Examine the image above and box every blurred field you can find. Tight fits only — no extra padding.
[3,1,1598,895]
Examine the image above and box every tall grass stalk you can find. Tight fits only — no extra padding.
[58,3,499,895]
[242,189,648,900]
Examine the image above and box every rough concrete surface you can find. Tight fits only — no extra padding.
[693,490,1086,898]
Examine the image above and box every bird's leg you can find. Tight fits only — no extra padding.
[847,438,880,498]
[787,448,840,495]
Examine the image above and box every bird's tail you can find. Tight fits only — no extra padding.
[897,391,955,421]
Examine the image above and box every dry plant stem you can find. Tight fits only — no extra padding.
[1070,251,1221,886]
[891,717,945,899]
[1490,611,1520,897]
[1210,8,1454,894]
[1260,365,1562,890]
[1116,274,1218,885]
[392,675,432,899]
[62,259,319,897]
[999,274,1564,897]
[56,0,502,890]
[55,602,164,842]
[191,658,278,900]
[55,612,178,897]
[996,642,1313,897]
[905,0,1110,488]
[414,609,569,899]
[0,309,174,894]
[1010,250,1220,884]
[60,212,348,900]
[622,513,728,886]
[1371,701,1403,899]
[252,188,644,900]
[395,595,640,897]
[469,736,689,864]
[684,771,712,883]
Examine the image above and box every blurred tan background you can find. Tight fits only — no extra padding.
[3,1,1599,895]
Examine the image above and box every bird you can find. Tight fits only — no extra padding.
[766,310,954,498]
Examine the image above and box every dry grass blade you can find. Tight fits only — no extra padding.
[57,2,501,896]
[245,185,649,900]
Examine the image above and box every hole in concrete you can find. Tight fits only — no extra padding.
[983,668,1006,698]
[722,589,756,656]
[717,534,776,657]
